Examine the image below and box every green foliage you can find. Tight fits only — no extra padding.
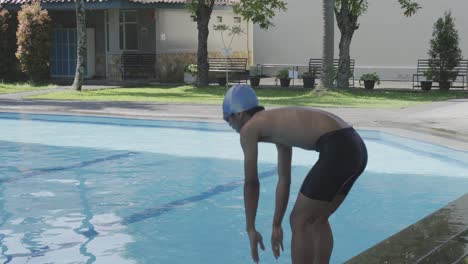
[184,64,198,75]
[359,72,380,84]
[233,0,287,29]
[213,24,245,50]
[398,0,421,17]
[276,68,290,79]
[16,2,52,81]
[335,0,368,18]
[426,11,463,83]
[301,67,317,78]
[0,8,17,80]
[185,0,214,15]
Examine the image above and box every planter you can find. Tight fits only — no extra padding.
[217,77,227,86]
[420,81,432,91]
[303,77,315,89]
[183,73,196,84]
[439,81,451,90]
[250,76,260,87]
[279,78,291,87]
[363,80,376,90]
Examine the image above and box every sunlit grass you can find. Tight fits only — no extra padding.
[28,85,468,108]
[0,81,56,94]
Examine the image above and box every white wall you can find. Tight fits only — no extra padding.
[156,8,250,55]
[253,0,468,80]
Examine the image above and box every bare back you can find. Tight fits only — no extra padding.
[240,107,350,150]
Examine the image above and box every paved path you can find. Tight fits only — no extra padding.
[1,85,467,150]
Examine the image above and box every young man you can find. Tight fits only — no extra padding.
[222,84,367,264]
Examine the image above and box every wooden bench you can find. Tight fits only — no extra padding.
[412,59,468,89]
[120,53,156,79]
[208,57,249,83]
[309,58,355,88]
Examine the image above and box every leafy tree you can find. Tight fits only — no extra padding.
[16,2,52,82]
[233,0,287,29]
[333,0,420,89]
[427,11,462,88]
[213,24,244,86]
[187,0,286,87]
[0,7,17,80]
[72,0,86,91]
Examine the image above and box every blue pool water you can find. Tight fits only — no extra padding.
[0,112,467,264]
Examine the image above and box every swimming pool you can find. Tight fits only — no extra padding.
[0,112,467,264]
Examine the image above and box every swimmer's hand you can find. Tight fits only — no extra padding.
[247,229,265,263]
[271,225,284,259]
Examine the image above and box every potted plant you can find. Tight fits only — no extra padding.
[420,69,433,91]
[426,11,463,91]
[276,68,291,87]
[184,64,197,84]
[359,72,380,90]
[301,67,317,89]
[217,76,227,86]
[249,66,261,87]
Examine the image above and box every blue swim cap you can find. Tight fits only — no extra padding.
[223,84,259,122]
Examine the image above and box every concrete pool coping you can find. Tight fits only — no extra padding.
[0,95,467,262]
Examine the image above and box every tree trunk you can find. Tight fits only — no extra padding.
[72,0,86,91]
[336,33,352,89]
[335,1,357,89]
[196,1,214,87]
[321,0,335,89]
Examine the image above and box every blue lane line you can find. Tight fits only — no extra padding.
[377,139,468,169]
[123,169,277,225]
[0,152,137,184]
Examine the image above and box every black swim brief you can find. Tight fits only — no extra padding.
[300,127,368,202]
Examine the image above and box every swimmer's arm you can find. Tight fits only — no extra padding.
[273,144,292,227]
[241,131,259,232]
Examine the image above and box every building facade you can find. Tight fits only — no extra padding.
[253,0,468,80]
[1,0,252,81]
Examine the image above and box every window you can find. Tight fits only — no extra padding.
[234,17,241,23]
[120,10,138,50]
[217,16,222,23]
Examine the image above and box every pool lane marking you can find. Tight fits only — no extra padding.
[0,152,137,184]
[122,168,277,225]
[0,113,231,133]
[376,139,468,170]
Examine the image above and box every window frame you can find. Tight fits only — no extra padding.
[119,10,139,51]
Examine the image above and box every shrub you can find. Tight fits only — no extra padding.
[359,72,380,84]
[184,64,198,75]
[426,11,463,84]
[0,8,17,80]
[276,68,290,79]
[301,67,317,78]
[16,2,52,81]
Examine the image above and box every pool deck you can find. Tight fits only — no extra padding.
[0,86,467,263]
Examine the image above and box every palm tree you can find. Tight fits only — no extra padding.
[72,0,86,91]
[321,0,335,89]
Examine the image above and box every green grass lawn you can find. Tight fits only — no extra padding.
[0,82,56,94]
[28,85,467,108]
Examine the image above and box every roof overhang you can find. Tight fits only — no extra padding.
[0,0,238,5]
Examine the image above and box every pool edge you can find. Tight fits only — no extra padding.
[345,193,468,264]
